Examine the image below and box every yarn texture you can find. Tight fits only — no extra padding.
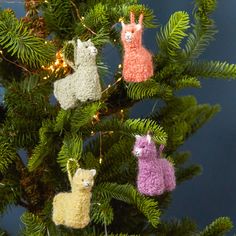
[53,39,102,110]
[121,12,153,82]
[52,168,96,229]
[132,134,176,196]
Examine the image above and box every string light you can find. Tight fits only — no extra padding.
[92,112,100,123]
[41,50,70,78]
[118,64,122,69]
[101,77,122,94]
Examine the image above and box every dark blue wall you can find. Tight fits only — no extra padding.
[1,0,236,235]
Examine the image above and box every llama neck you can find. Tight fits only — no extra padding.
[71,188,92,196]
[138,150,158,166]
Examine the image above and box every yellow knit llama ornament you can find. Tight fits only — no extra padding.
[52,167,96,229]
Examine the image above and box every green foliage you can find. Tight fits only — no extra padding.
[71,102,102,131]
[176,164,202,184]
[96,137,135,183]
[21,212,47,236]
[93,118,167,144]
[91,201,114,225]
[170,76,201,90]
[0,180,20,213]
[157,11,190,59]
[0,9,55,68]
[28,120,55,171]
[62,41,75,63]
[154,218,197,236]
[199,217,233,236]
[43,0,75,39]
[195,0,217,15]
[127,80,172,100]
[93,183,160,228]
[182,0,217,60]
[57,134,83,172]
[185,61,236,79]
[0,139,17,174]
[54,109,72,133]
[153,96,220,151]
[0,228,9,236]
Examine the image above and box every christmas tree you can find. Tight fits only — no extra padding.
[0,0,235,235]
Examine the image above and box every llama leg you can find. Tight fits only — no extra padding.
[163,162,176,192]
[52,194,65,225]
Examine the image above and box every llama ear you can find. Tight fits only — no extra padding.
[130,11,135,24]
[75,168,82,176]
[136,24,142,31]
[146,134,152,143]
[77,38,83,47]
[138,13,144,25]
[90,169,96,177]
[135,135,141,140]
[87,39,91,42]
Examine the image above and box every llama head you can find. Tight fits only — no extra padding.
[132,134,158,159]
[76,39,98,65]
[71,168,96,192]
[121,12,143,48]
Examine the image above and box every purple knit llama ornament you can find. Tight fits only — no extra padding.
[132,134,176,196]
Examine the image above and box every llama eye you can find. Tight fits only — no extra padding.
[82,179,84,182]
[131,29,135,33]
[141,145,145,148]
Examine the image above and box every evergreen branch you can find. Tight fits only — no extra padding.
[21,211,47,236]
[173,152,191,166]
[176,165,202,184]
[91,201,114,225]
[96,138,135,183]
[0,228,9,236]
[154,96,219,151]
[0,140,17,174]
[183,0,217,60]
[127,80,172,100]
[195,0,217,15]
[92,118,167,145]
[71,102,102,131]
[57,133,83,172]
[154,218,197,236]
[185,61,236,79]
[43,0,75,39]
[199,217,233,236]
[93,183,160,228]
[28,120,55,171]
[0,181,20,213]
[170,76,201,90]
[54,109,72,133]
[156,11,190,59]
[0,9,55,68]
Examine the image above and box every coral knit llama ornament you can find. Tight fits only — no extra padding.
[132,134,176,196]
[121,12,153,82]
[52,167,96,229]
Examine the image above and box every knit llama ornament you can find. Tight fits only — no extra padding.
[52,167,96,228]
[53,39,102,110]
[121,12,153,82]
[132,134,176,196]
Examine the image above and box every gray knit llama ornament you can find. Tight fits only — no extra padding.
[53,39,102,110]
